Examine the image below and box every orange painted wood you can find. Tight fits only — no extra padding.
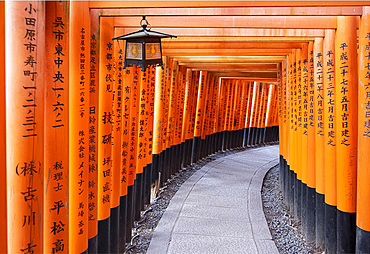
[282,59,289,160]
[6,2,45,253]
[216,79,226,133]
[111,31,124,209]
[153,66,165,155]
[44,2,69,253]
[147,66,156,165]
[189,71,200,138]
[314,38,325,195]
[252,82,262,129]
[306,41,316,189]
[245,82,254,129]
[162,49,293,57]
[98,16,113,221]
[90,1,368,9]
[278,63,284,153]
[117,27,325,38]
[335,16,358,213]
[102,6,363,17]
[162,41,305,50]
[257,83,267,129]
[162,59,171,151]
[239,81,248,130]
[323,29,337,207]
[120,67,133,196]
[128,67,140,186]
[182,68,192,142]
[175,66,186,144]
[194,71,207,138]
[288,51,295,169]
[301,43,309,185]
[0,1,6,253]
[136,68,148,174]
[201,73,211,138]
[88,8,100,239]
[296,48,303,181]
[357,6,370,231]
[69,2,90,252]
[166,59,177,146]
[114,16,338,29]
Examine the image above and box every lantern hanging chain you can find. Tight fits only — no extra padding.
[140,16,152,31]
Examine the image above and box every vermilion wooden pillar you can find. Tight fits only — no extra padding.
[88,8,100,252]
[44,2,69,253]
[323,29,337,254]
[152,66,164,196]
[306,40,316,243]
[120,66,132,245]
[193,71,207,162]
[301,43,309,235]
[335,16,358,254]
[313,37,325,249]
[295,48,303,220]
[288,50,296,214]
[110,28,124,253]
[6,2,45,253]
[97,16,114,253]
[245,82,253,147]
[69,2,90,253]
[357,6,370,252]
[0,2,7,253]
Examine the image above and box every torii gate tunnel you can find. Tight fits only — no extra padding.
[1,1,370,254]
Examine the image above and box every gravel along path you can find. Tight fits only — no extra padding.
[261,165,324,254]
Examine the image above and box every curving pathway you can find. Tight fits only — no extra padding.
[147,145,280,254]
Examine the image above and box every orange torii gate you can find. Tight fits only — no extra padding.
[1,1,370,254]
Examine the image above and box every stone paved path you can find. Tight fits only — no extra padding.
[147,145,280,254]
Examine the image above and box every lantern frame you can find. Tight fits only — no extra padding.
[112,16,176,71]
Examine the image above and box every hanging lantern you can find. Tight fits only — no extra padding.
[112,16,176,71]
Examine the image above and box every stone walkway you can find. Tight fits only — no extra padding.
[147,145,280,254]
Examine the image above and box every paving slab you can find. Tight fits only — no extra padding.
[147,145,280,254]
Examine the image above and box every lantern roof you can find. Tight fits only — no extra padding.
[112,16,176,41]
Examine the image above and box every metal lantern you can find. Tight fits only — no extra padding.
[112,16,176,71]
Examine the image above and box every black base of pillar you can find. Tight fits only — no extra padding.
[134,174,143,221]
[119,195,128,249]
[295,178,302,220]
[126,185,134,242]
[301,182,307,236]
[110,205,120,254]
[356,226,370,254]
[192,136,201,163]
[337,209,356,253]
[306,186,316,243]
[316,192,325,249]
[88,235,98,254]
[324,203,337,254]
[98,216,111,253]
